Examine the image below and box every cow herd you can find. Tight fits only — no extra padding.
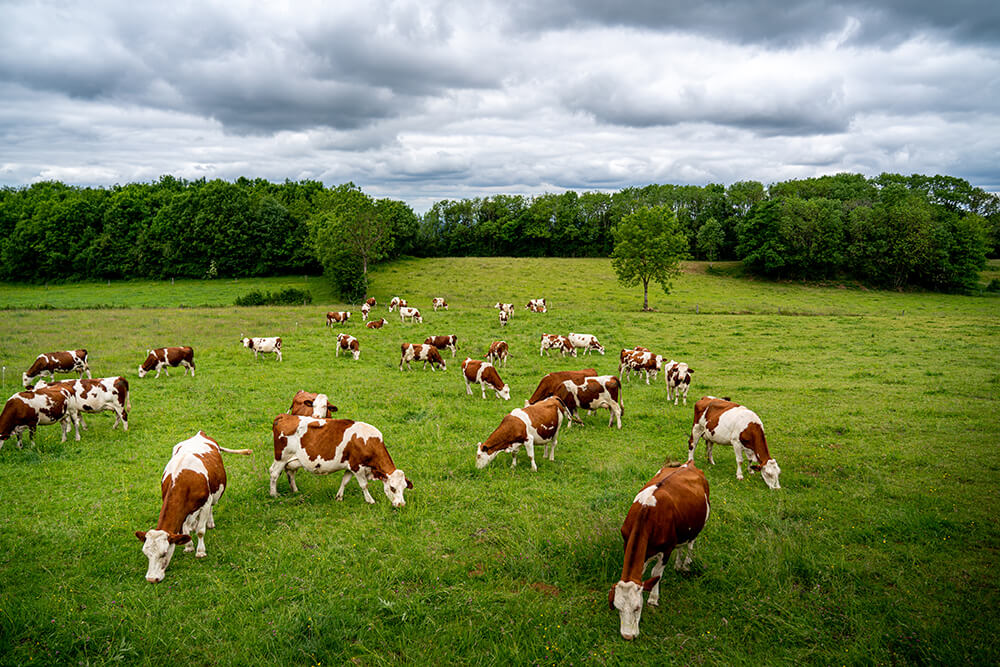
[1,293,783,641]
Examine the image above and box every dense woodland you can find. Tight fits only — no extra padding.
[0,172,996,295]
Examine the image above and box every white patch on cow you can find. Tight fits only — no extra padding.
[612,580,644,640]
[140,529,177,583]
[385,469,408,508]
[633,486,657,507]
[762,459,782,489]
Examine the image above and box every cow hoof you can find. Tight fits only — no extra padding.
[196,552,207,559]
[184,545,195,553]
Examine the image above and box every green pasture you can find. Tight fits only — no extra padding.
[0,258,998,665]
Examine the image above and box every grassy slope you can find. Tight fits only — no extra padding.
[0,258,997,666]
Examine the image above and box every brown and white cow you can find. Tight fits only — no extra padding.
[269,414,413,506]
[432,297,448,311]
[493,302,514,315]
[498,309,509,327]
[138,347,195,378]
[35,376,131,434]
[366,297,377,308]
[539,333,576,357]
[528,374,623,429]
[485,340,509,367]
[399,343,446,371]
[0,385,78,449]
[289,390,337,418]
[609,461,710,640]
[525,369,598,406]
[475,396,572,471]
[135,431,252,582]
[241,336,282,362]
[388,297,407,312]
[688,396,781,489]
[326,311,350,326]
[366,318,388,329]
[568,332,605,355]
[526,298,547,313]
[361,303,371,321]
[665,362,694,406]
[424,334,458,358]
[619,349,663,384]
[336,333,360,360]
[22,349,91,387]
[461,358,511,400]
[399,306,423,323]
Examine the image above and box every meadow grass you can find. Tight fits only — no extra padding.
[0,257,998,666]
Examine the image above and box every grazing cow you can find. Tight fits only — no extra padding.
[609,461,710,640]
[366,297,377,308]
[326,311,350,326]
[289,390,337,418]
[36,376,131,434]
[22,349,91,387]
[366,318,388,329]
[525,369,597,406]
[389,297,407,312]
[485,340,509,367]
[665,362,694,406]
[475,397,571,471]
[269,414,413,507]
[0,385,78,449]
[399,343,446,371]
[526,298,547,313]
[688,397,781,489]
[568,332,606,356]
[361,303,371,321]
[461,358,511,400]
[336,333,361,360]
[528,375,623,429]
[539,333,576,357]
[138,347,195,378]
[498,309,509,327]
[424,334,458,358]
[432,297,448,311]
[399,306,423,323]
[619,349,663,384]
[493,302,514,317]
[241,336,283,362]
[135,431,252,583]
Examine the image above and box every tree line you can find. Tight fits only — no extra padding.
[0,172,996,296]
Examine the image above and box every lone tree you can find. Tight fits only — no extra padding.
[611,205,688,310]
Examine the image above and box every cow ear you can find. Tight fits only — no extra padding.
[169,534,191,545]
[608,585,617,609]
[405,477,414,489]
[642,575,661,591]
[328,405,338,414]
[688,369,695,373]
[135,531,147,542]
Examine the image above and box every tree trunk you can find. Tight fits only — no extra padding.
[643,278,649,311]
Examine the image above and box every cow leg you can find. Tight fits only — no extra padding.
[70,414,80,441]
[674,541,695,572]
[277,348,282,362]
[706,439,716,465]
[610,404,622,429]
[524,440,538,471]
[268,460,288,496]
[732,441,744,480]
[355,472,377,504]
[687,427,703,462]
[182,515,197,552]
[465,377,474,395]
[336,470,353,501]
[646,553,667,606]
[59,418,69,443]
[193,508,211,558]
[480,382,488,399]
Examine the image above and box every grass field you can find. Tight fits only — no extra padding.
[1,257,998,666]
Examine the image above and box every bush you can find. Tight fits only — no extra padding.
[234,288,312,306]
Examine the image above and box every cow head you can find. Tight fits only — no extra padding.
[592,341,606,355]
[609,579,657,640]
[378,469,413,508]
[21,373,35,388]
[496,384,511,401]
[240,337,253,349]
[761,459,781,489]
[135,529,190,583]
[475,442,498,469]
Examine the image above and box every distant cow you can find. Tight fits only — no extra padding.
[326,311,350,326]
[526,298,547,313]
[389,297,407,312]
[0,385,78,449]
[365,297,377,308]
[610,461,710,640]
[665,362,694,406]
[361,303,371,321]
[568,332,605,356]
[462,358,511,400]
[366,318,388,329]
[336,333,360,360]
[688,396,781,489]
[432,297,448,311]
[493,302,514,317]
[135,431,252,583]
[269,414,413,507]
[539,333,576,357]
[241,336,282,362]
[619,349,662,384]
[485,340,509,367]
[424,334,458,358]
[525,369,597,406]
[36,376,131,434]
[498,309,509,327]
[475,396,571,471]
[288,390,337,418]
[399,343,446,371]
[529,374,623,429]
[399,306,423,323]
[22,349,91,387]
[138,347,195,378]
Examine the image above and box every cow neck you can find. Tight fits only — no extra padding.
[621,466,688,582]
[743,422,771,464]
[156,483,194,535]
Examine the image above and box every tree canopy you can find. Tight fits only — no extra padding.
[611,205,688,310]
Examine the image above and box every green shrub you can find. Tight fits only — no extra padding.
[234,287,312,306]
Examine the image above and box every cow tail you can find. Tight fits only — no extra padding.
[218,446,254,456]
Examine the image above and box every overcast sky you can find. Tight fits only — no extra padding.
[2,1,998,212]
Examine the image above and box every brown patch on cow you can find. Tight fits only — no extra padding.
[480,414,529,455]
[526,369,597,405]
